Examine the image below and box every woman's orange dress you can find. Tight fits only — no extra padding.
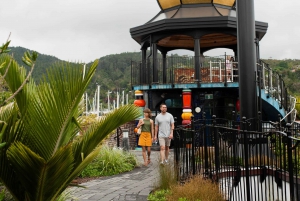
[138,119,152,147]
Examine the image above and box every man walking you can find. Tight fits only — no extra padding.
[154,103,174,165]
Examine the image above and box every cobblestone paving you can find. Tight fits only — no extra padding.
[67,150,164,201]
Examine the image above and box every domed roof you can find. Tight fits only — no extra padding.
[157,0,235,10]
[149,0,236,24]
[130,0,267,52]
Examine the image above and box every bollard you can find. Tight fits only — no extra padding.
[122,129,129,151]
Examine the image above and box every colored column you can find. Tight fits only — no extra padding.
[181,89,192,126]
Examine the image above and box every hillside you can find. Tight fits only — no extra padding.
[262,58,300,96]
[8,47,300,103]
[8,47,142,104]
[9,47,65,80]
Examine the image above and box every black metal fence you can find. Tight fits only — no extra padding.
[174,114,300,201]
[131,56,238,85]
[258,60,289,111]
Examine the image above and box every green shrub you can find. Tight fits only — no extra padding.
[79,145,138,177]
[148,189,170,201]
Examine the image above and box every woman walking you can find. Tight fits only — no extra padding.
[136,108,154,166]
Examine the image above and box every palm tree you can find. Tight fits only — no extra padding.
[0,52,140,201]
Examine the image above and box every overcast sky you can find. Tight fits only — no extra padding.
[1,0,300,63]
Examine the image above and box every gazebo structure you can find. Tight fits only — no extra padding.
[129,2,298,200]
[130,0,289,125]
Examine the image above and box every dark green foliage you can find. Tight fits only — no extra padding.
[79,146,138,177]
[88,51,142,100]
[263,58,300,95]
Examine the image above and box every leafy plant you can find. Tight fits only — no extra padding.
[148,189,170,201]
[0,52,141,201]
[79,145,137,177]
[56,189,78,201]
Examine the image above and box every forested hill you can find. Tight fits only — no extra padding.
[9,46,63,81]
[8,46,142,100]
[262,58,300,96]
[8,47,300,98]
[89,51,142,96]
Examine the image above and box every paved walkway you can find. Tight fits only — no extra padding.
[68,150,166,201]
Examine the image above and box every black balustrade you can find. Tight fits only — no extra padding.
[173,116,300,201]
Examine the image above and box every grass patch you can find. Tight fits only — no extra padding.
[78,145,138,177]
[166,176,225,201]
[149,158,224,201]
[153,162,177,191]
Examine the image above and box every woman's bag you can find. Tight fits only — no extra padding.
[137,127,142,135]
[136,119,144,135]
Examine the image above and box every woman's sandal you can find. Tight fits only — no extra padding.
[147,158,151,165]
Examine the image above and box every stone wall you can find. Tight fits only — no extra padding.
[104,120,139,150]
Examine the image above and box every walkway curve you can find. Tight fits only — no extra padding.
[67,150,163,201]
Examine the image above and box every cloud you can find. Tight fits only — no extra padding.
[1,0,299,62]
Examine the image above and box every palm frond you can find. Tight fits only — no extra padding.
[7,141,74,201]
[21,60,98,160]
[0,54,36,113]
[72,104,141,165]
[0,103,26,201]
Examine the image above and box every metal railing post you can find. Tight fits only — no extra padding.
[285,87,288,112]
[191,115,195,175]
[286,123,295,200]
[210,61,212,82]
[257,63,262,128]
[280,77,283,109]
[117,127,120,147]
[203,112,209,176]
[219,61,222,82]
[267,67,270,97]
[262,62,266,89]
[277,74,280,101]
[242,117,251,201]
[171,57,174,86]
[213,115,219,181]
[131,60,133,86]
[270,70,273,97]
